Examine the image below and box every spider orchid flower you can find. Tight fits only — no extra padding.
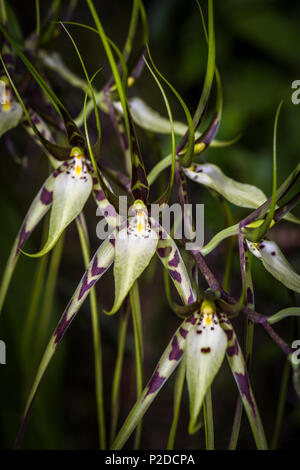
[111,299,267,450]
[183,160,300,294]
[0,143,114,313]
[0,76,22,137]
[14,193,197,447]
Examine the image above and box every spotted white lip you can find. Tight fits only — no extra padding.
[186,302,227,433]
[107,201,159,315]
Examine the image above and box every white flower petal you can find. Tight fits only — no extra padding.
[107,202,158,314]
[0,102,23,137]
[186,307,227,433]
[184,163,266,209]
[247,239,300,293]
[29,157,93,257]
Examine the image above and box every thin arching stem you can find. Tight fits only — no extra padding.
[203,387,214,450]
[110,298,130,445]
[129,280,144,449]
[76,215,106,450]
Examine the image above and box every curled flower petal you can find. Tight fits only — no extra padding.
[184,163,266,209]
[247,239,300,293]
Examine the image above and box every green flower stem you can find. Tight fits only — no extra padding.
[203,387,214,450]
[228,399,243,451]
[110,301,130,445]
[271,314,296,449]
[35,232,65,359]
[167,358,186,450]
[271,359,290,449]
[21,219,49,380]
[129,280,144,449]
[76,215,106,450]
[220,199,234,292]
[228,252,254,449]
[0,0,7,23]
[35,0,40,40]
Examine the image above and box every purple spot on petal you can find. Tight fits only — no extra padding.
[146,369,166,396]
[54,302,72,344]
[53,168,62,178]
[32,115,40,125]
[168,250,180,267]
[169,335,183,361]
[157,246,172,258]
[201,347,211,353]
[91,256,106,277]
[179,327,188,338]
[16,217,30,254]
[95,189,106,202]
[169,269,182,283]
[78,271,97,301]
[224,329,233,341]
[227,338,239,357]
[234,372,256,419]
[40,186,53,205]
[187,288,195,305]
[187,315,197,325]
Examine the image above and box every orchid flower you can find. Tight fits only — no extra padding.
[0,137,116,313]
[110,297,267,450]
[0,76,22,137]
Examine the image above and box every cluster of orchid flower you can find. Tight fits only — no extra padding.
[0,0,299,450]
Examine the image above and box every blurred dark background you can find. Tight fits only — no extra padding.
[0,0,299,449]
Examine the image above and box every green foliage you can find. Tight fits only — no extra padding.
[0,0,299,451]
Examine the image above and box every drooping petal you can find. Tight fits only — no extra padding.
[247,239,300,293]
[27,156,93,257]
[0,173,55,313]
[220,317,268,449]
[115,98,231,148]
[14,235,115,448]
[111,313,197,450]
[186,303,227,433]
[107,201,158,315]
[184,163,266,209]
[0,102,22,137]
[156,226,196,305]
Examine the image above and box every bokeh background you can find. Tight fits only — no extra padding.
[0,0,299,449]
